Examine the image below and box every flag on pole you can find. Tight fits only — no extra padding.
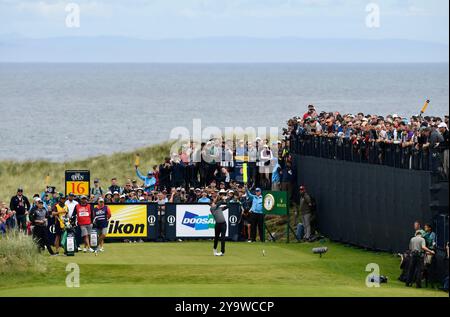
[135,154,140,167]
[420,100,431,115]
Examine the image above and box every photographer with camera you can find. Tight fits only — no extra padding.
[406,230,435,288]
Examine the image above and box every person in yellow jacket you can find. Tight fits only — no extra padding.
[52,194,69,254]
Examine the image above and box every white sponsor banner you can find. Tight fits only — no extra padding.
[176,204,229,238]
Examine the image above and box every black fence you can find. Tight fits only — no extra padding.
[294,155,436,253]
[290,134,442,172]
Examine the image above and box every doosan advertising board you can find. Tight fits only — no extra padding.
[176,204,229,238]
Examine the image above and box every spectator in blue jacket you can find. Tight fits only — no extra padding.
[271,158,281,191]
[245,185,264,242]
[135,167,157,193]
[198,191,211,203]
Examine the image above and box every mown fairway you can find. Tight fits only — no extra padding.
[0,241,446,297]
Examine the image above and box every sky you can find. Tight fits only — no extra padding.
[0,0,448,44]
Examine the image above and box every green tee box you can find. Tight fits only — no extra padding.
[263,191,288,215]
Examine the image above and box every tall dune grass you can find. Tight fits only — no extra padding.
[0,142,173,203]
[0,231,47,274]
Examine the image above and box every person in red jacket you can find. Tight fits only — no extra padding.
[75,195,93,253]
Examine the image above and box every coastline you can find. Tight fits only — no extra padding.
[0,142,172,203]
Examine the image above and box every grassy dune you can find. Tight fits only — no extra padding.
[0,142,173,203]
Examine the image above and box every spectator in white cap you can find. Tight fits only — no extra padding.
[438,122,449,177]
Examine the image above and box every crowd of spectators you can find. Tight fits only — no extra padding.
[2,104,448,257]
[286,105,449,177]
[0,135,294,243]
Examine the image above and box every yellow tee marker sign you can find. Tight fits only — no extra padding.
[65,170,90,196]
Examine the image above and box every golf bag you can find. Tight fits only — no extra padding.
[61,218,76,256]
[90,227,98,250]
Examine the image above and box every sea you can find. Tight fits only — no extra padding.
[0,63,448,162]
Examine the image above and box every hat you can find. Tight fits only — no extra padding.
[438,122,448,129]
[35,198,43,203]
[98,197,104,202]
[219,189,227,194]
[17,187,23,192]
[94,178,99,183]
[255,188,262,192]
[80,195,87,199]
[113,191,119,195]
[106,191,112,196]
[228,190,234,194]
[120,194,126,198]
[148,171,154,175]
[68,192,75,196]
[299,185,306,191]
[195,188,201,192]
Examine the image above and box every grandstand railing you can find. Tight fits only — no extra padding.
[289,134,443,171]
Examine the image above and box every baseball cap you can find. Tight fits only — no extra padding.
[17,187,23,192]
[438,122,448,129]
[219,189,227,194]
[255,188,262,192]
[98,197,104,202]
[80,195,87,199]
